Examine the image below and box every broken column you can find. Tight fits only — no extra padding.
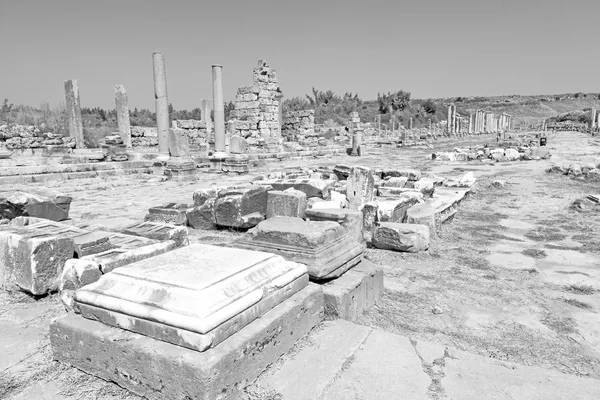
[152,52,170,157]
[209,65,228,169]
[447,104,455,134]
[64,80,85,149]
[590,108,597,132]
[114,85,132,148]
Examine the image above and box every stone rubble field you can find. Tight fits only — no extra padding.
[1,131,600,399]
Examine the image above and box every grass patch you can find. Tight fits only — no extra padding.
[563,298,593,310]
[563,284,596,295]
[522,249,547,259]
[455,254,491,270]
[525,227,567,242]
[541,314,577,335]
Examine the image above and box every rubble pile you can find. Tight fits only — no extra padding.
[0,125,75,149]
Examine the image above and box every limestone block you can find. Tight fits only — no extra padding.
[311,201,342,210]
[0,226,76,295]
[406,203,442,238]
[347,166,375,210]
[359,202,378,242]
[333,164,351,180]
[74,243,308,351]
[50,284,324,400]
[504,148,520,161]
[267,189,307,219]
[323,259,383,321]
[382,177,408,188]
[145,203,189,226]
[372,223,430,253]
[235,217,364,280]
[376,198,418,223]
[71,231,114,257]
[168,129,190,157]
[382,168,421,181]
[121,221,189,247]
[305,208,364,244]
[413,178,435,197]
[260,179,332,199]
[229,135,247,154]
[214,186,269,228]
[60,259,102,291]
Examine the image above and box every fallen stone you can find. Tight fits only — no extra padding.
[60,259,102,291]
[333,164,352,180]
[121,221,189,247]
[376,198,419,223]
[305,208,364,244]
[359,201,378,243]
[504,148,520,161]
[214,186,269,228]
[323,259,383,321]
[381,177,408,188]
[372,223,430,252]
[491,180,506,188]
[51,284,324,400]
[346,166,375,210]
[145,202,189,225]
[235,217,364,280]
[259,179,331,199]
[266,188,307,219]
[382,168,421,181]
[568,163,583,176]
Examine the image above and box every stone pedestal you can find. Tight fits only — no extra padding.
[222,154,249,173]
[208,151,228,170]
[351,132,362,156]
[165,157,196,181]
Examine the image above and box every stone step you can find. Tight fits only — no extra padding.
[0,160,154,177]
[257,320,371,400]
[0,166,155,185]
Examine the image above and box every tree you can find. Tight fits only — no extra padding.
[422,99,437,115]
[377,90,411,114]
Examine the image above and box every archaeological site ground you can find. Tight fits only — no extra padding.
[2,57,600,400]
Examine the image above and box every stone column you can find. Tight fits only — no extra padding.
[152,52,170,157]
[64,80,84,149]
[212,65,226,154]
[114,85,132,148]
[590,108,597,132]
[447,105,453,134]
[409,117,413,130]
[200,99,212,140]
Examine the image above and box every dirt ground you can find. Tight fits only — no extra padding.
[1,130,599,399]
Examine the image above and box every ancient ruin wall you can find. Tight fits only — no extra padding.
[0,125,75,150]
[282,110,315,141]
[131,120,208,148]
[233,60,283,143]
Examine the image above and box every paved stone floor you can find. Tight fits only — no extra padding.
[2,131,600,399]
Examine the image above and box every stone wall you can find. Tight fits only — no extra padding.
[233,60,283,143]
[0,125,75,150]
[282,110,315,141]
[131,120,208,148]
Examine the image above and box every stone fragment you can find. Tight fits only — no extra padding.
[346,166,374,210]
[330,190,348,208]
[504,148,520,161]
[382,168,421,181]
[60,259,102,291]
[458,172,476,187]
[413,178,435,197]
[333,164,352,180]
[376,198,418,223]
[121,221,189,247]
[305,208,364,244]
[168,129,190,157]
[568,164,582,176]
[193,187,223,207]
[267,188,307,219]
[377,186,424,199]
[235,217,364,280]
[71,231,113,257]
[259,179,332,199]
[229,135,247,154]
[145,202,189,225]
[222,154,250,173]
[74,243,308,351]
[382,177,408,188]
[214,186,269,228]
[51,285,324,400]
[323,259,383,321]
[0,226,76,295]
[310,201,342,210]
[372,223,430,252]
[491,180,506,188]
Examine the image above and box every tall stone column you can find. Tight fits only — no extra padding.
[212,65,226,154]
[409,117,413,130]
[152,52,170,157]
[200,99,212,140]
[590,108,597,132]
[64,80,84,149]
[447,105,453,134]
[114,85,132,148]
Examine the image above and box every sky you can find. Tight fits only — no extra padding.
[1,0,599,110]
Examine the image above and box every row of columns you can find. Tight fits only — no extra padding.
[63,52,226,156]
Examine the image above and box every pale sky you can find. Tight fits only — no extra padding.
[1,0,598,110]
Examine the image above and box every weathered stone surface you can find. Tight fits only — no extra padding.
[168,129,190,157]
[235,217,364,280]
[60,259,102,291]
[346,166,374,210]
[214,186,269,228]
[359,202,378,243]
[186,200,218,230]
[376,198,419,223]
[305,208,364,244]
[121,221,189,247]
[259,179,332,199]
[323,259,383,321]
[222,154,250,173]
[504,148,520,161]
[51,285,324,400]
[382,176,408,188]
[229,135,247,154]
[86,240,178,274]
[382,168,421,181]
[0,226,76,295]
[267,188,307,219]
[333,164,351,180]
[372,223,430,252]
[377,186,423,199]
[145,202,189,225]
[71,231,113,257]
[310,201,342,210]
[192,187,223,207]
[406,203,442,238]
[0,191,72,222]
[75,243,307,351]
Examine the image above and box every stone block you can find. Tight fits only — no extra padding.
[260,179,332,199]
[235,217,364,280]
[377,198,419,223]
[74,243,308,351]
[187,200,218,230]
[322,259,383,321]
[267,189,307,219]
[50,285,324,400]
[0,226,76,295]
[406,203,442,238]
[222,154,250,173]
[60,258,102,291]
[305,208,364,244]
[145,203,189,226]
[229,135,247,154]
[214,186,269,228]
[121,221,189,247]
[168,129,190,157]
[373,223,429,252]
[346,166,374,210]
[382,168,421,181]
[85,240,178,274]
[359,202,378,243]
[71,231,114,257]
[382,177,408,188]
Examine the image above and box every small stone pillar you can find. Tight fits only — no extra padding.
[351,132,363,156]
[200,99,212,142]
[590,108,597,132]
[409,117,413,130]
[165,129,196,181]
[114,85,132,148]
[64,80,84,149]
[152,52,170,157]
